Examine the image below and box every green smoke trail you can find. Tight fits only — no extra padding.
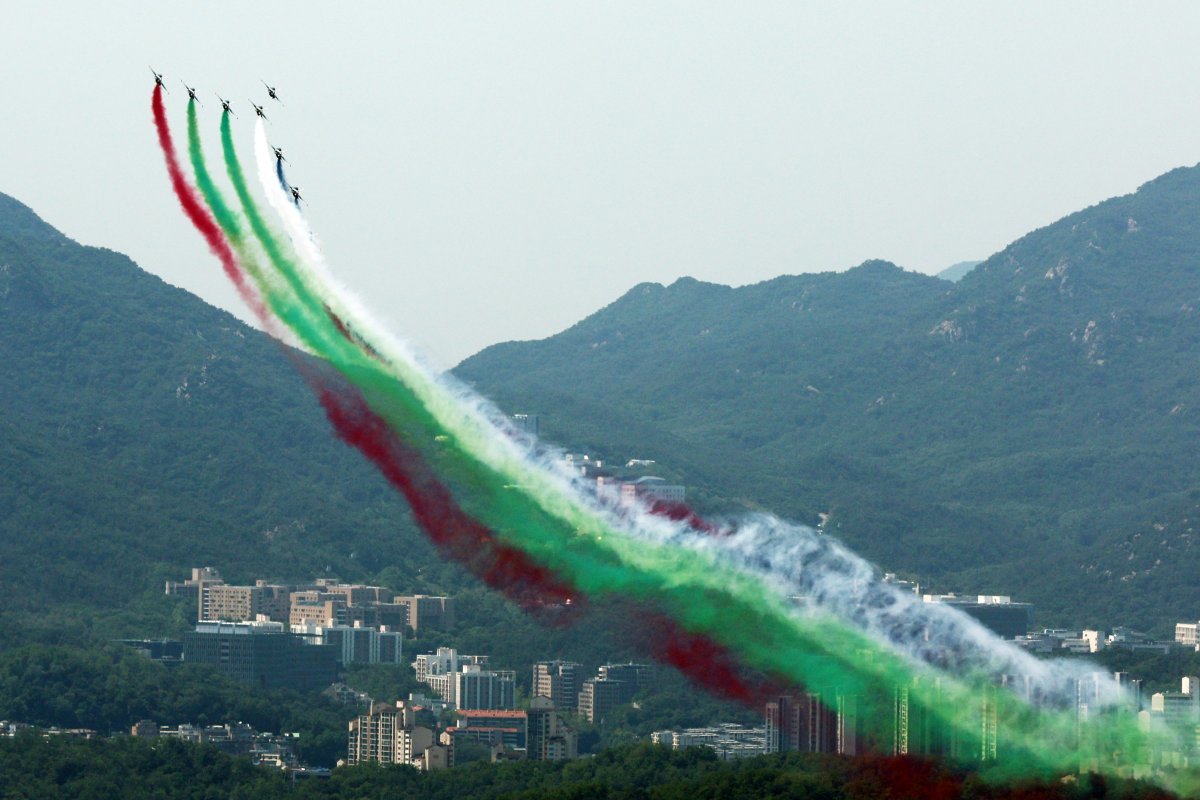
[186,101,317,348]
[207,109,357,360]
[201,118,1191,792]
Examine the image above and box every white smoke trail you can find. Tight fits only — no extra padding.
[250,123,1120,711]
[649,513,1119,708]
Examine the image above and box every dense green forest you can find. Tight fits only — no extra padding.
[0,738,1176,800]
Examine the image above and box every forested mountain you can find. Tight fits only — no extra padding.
[460,166,1200,632]
[0,192,448,633]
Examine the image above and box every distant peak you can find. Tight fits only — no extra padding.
[850,259,902,273]
[937,261,983,283]
[667,275,729,291]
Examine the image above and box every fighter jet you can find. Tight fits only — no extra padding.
[215,95,234,115]
[290,186,303,204]
[271,146,286,163]
[182,82,201,104]
[250,102,268,120]
[261,81,283,104]
[150,68,167,91]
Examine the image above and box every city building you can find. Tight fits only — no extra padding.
[320,583,393,606]
[455,709,527,749]
[511,414,539,437]
[532,661,582,710]
[882,573,921,595]
[323,683,373,708]
[1175,622,1200,649]
[200,581,290,624]
[921,594,1034,638]
[115,639,183,665]
[620,476,686,508]
[288,591,348,628]
[578,678,626,724]
[1150,680,1200,731]
[165,567,225,610]
[1107,627,1172,655]
[169,569,432,634]
[369,602,411,631]
[455,665,516,710]
[598,662,655,701]
[346,701,450,770]
[412,648,490,707]
[393,595,456,634]
[156,722,300,765]
[183,620,338,690]
[408,692,453,715]
[291,622,403,665]
[526,696,578,760]
[130,720,159,738]
[1080,630,1106,653]
[765,694,837,754]
[651,723,766,760]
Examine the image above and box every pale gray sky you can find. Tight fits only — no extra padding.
[3,2,1200,365]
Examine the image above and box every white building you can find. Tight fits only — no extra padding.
[455,664,516,710]
[651,723,767,761]
[412,648,495,708]
[291,622,403,665]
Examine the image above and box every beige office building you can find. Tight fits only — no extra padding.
[200,582,290,624]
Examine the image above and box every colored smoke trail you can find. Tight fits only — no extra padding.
[314,377,581,613]
[240,113,1196,786]
[159,92,1195,791]
[179,103,580,618]
[151,86,265,321]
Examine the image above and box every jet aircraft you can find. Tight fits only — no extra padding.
[150,68,166,90]
[262,81,282,103]
[250,102,268,120]
[182,83,200,103]
[290,186,303,204]
[272,146,286,163]
[216,96,235,115]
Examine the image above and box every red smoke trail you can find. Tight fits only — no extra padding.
[647,498,728,537]
[151,85,267,322]
[314,378,580,614]
[644,614,790,705]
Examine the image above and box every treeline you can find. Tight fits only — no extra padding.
[0,737,1176,800]
[1094,649,1200,694]
[0,640,756,765]
[0,645,350,766]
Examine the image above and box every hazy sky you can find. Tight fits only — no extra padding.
[4,3,1200,365]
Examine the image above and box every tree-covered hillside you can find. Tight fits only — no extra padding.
[459,165,1200,633]
[0,192,457,635]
